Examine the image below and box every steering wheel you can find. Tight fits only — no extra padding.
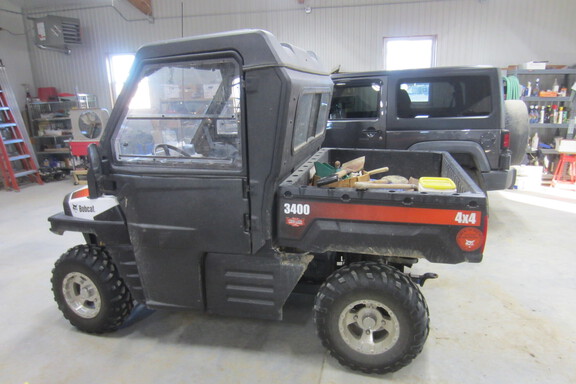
[154,144,191,157]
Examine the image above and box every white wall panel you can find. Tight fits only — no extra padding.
[16,0,576,111]
[0,0,34,109]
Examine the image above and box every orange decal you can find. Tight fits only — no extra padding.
[71,187,90,199]
[456,227,484,251]
[286,217,305,227]
[293,201,482,227]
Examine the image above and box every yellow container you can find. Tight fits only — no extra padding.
[418,177,457,193]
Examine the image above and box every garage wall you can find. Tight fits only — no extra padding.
[0,1,35,110]
[16,0,576,111]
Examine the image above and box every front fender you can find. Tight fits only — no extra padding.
[49,212,130,244]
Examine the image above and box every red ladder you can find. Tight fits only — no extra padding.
[0,65,43,191]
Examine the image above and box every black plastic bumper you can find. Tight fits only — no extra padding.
[278,220,483,264]
[483,168,516,191]
[49,212,130,244]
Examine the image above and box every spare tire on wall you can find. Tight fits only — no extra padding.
[504,100,530,165]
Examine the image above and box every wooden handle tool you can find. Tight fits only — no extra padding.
[354,181,417,190]
[316,156,365,186]
[363,166,389,176]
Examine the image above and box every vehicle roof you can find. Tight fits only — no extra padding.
[332,66,500,80]
[135,29,329,75]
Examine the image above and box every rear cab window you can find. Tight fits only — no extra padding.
[293,90,331,151]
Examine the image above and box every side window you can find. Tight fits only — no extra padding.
[113,57,242,171]
[293,91,331,151]
[402,82,430,102]
[329,83,380,119]
[397,76,492,118]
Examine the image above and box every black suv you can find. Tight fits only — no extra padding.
[324,67,528,190]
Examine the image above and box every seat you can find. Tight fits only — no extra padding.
[397,89,414,118]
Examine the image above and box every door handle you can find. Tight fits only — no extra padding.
[362,127,382,139]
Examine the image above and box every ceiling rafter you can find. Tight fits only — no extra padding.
[127,0,152,17]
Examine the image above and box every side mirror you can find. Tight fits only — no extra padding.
[87,144,102,199]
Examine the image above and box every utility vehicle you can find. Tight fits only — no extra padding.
[49,30,488,374]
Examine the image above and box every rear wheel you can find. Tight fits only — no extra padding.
[314,262,429,374]
[51,245,133,333]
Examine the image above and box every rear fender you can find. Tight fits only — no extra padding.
[408,141,491,172]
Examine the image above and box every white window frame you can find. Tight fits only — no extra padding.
[107,53,134,102]
[383,35,437,70]
[106,53,151,109]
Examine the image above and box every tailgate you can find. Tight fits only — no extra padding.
[276,148,487,264]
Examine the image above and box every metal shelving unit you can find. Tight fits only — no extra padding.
[508,68,576,178]
[511,68,576,138]
[26,101,74,170]
[26,96,98,169]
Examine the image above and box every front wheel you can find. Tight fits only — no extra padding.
[51,245,133,333]
[314,262,429,374]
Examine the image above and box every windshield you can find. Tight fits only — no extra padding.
[113,57,242,170]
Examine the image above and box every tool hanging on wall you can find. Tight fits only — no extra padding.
[0,61,43,191]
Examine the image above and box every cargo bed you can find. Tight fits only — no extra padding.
[277,148,488,264]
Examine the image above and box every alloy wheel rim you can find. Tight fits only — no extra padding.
[338,299,400,355]
[62,272,101,319]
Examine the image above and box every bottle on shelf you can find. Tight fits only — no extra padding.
[552,104,558,124]
[530,132,539,151]
[525,81,532,98]
[553,78,560,93]
[532,78,541,97]
[529,105,536,123]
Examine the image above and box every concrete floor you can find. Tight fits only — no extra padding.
[0,180,575,384]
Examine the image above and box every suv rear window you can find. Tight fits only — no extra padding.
[397,76,492,118]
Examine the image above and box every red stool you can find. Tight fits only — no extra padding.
[69,140,99,185]
[552,154,576,186]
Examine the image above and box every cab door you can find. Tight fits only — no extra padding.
[324,78,386,149]
[105,53,250,310]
